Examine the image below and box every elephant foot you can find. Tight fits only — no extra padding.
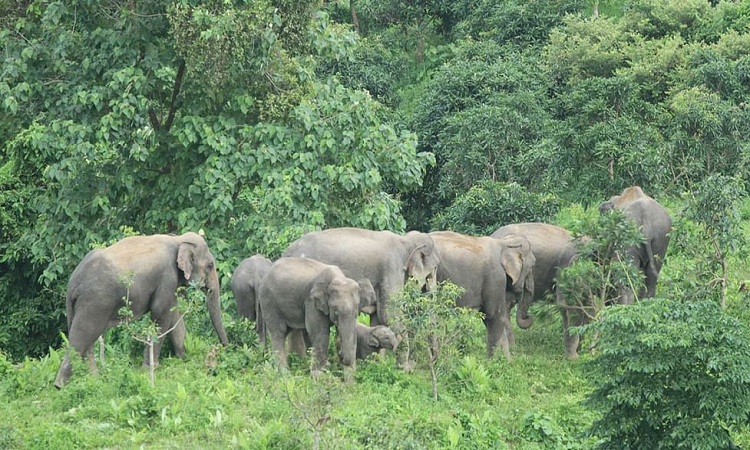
[343,366,356,384]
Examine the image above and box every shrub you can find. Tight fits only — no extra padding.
[431,181,563,235]
[584,298,750,449]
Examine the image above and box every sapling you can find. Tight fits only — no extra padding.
[117,273,199,386]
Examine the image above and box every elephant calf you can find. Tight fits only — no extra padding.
[338,323,400,361]
[258,257,377,379]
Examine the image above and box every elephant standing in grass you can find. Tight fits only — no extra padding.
[340,323,400,361]
[491,223,582,358]
[258,257,377,378]
[231,254,273,342]
[430,231,536,359]
[283,227,441,326]
[54,232,228,388]
[599,186,672,304]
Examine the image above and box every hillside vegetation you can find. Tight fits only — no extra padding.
[3,0,750,448]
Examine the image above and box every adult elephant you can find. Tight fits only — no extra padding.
[230,254,273,342]
[491,223,582,358]
[282,227,441,326]
[599,186,672,304]
[431,231,536,359]
[258,257,376,378]
[54,232,228,388]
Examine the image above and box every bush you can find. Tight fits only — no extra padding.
[584,298,750,449]
[431,181,563,235]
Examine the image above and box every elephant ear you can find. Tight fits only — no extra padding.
[500,240,526,289]
[177,243,196,280]
[357,278,377,312]
[368,326,385,347]
[311,281,330,317]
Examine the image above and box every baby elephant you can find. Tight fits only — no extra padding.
[339,322,400,360]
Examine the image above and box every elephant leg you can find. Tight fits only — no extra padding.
[561,308,586,359]
[55,315,108,388]
[168,316,187,358]
[142,312,180,367]
[287,330,307,358]
[643,264,659,299]
[269,328,290,373]
[484,315,510,360]
[307,327,331,379]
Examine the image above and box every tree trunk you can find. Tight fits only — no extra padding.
[350,0,360,34]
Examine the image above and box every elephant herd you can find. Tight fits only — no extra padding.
[54,186,671,387]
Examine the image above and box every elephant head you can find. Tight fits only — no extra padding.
[310,269,360,369]
[368,325,400,351]
[496,235,536,329]
[403,231,441,292]
[177,233,228,345]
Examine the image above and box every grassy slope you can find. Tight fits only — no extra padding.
[5,200,750,449]
[2,316,596,449]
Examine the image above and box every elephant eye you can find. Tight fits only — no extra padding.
[207,261,214,270]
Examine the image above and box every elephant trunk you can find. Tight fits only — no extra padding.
[207,269,228,345]
[337,318,357,370]
[374,291,388,326]
[515,281,535,330]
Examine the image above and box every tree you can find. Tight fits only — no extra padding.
[681,174,746,308]
[389,280,483,401]
[584,298,750,449]
[0,1,433,359]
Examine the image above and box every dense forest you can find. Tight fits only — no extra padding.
[3,0,750,448]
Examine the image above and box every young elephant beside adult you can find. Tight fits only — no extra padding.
[430,231,536,359]
[258,257,377,378]
[54,232,228,388]
[599,186,672,304]
[230,254,273,342]
[490,223,582,358]
[340,323,401,361]
[282,227,441,326]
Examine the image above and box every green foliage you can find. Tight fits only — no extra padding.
[584,298,750,449]
[390,280,484,400]
[453,0,585,49]
[431,181,563,235]
[557,209,645,317]
[677,174,747,307]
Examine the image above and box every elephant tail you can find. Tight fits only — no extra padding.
[255,300,266,348]
[65,285,78,332]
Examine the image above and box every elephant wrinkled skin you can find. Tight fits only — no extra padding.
[258,257,377,378]
[491,223,582,358]
[54,232,228,388]
[431,231,536,359]
[230,254,273,342]
[350,323,401,360]
[283,227,441,326]
[599,186,672,304]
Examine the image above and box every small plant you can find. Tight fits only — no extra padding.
[390,279,484,400]
[583,298,750,449]
[283,373,343,450]
[117,273,200,386]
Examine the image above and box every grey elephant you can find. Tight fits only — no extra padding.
[491,223,582,358]
[599,186,672,304]
[340,323,401,360]
[282,227,441,326]
[54,232,228,388]
[230,254,273,342]
[431,231,536,359]
[258,257,377,378]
